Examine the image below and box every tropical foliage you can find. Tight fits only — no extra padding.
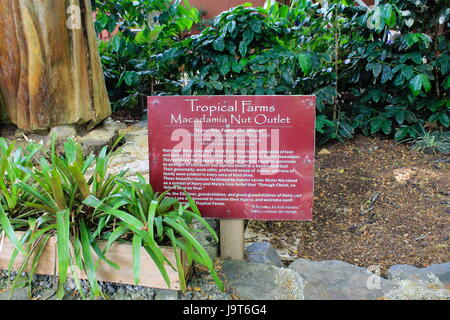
[92,0,200,110]
[0,137,222,299]
[92,0,448,144]
[155,0,449,144]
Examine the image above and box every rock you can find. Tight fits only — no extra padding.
[108,121,150,180]
[0,287,30,300]
[154,289,179,300]
[181,276,232,301]
[49,125,77,141]
[289,259,395,300]
[192,220,219,260]
[34,289,58,301]
[77,118,125,155]
[44,125,78,152]
[245,242,283,267]
[388,263,450,285]
[384,277,450,300]
[221,260,304,300]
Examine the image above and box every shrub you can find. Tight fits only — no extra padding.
[340,0,449,142]
[156,0,449,144]
[92,0,200,111]
[0,137,222,299]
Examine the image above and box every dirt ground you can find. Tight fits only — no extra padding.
[246,135,449,275]
[110,108,144,124]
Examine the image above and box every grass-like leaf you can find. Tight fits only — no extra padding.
[132,234,142,285]
[79,219,101,298]
[56,209,70,299]
[0,205,25,254]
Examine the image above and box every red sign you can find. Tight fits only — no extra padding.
[147,96,315,221]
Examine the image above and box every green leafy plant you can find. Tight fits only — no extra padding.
[0,138,222,299]
[340,0,449,143]
[401,125,450,154]
[84,177,223,292]
[93,0,449,143]
[0,138,41,218]
[155,0,448,144]
[3,137,128,299]
[93,0,199,111]
[157,3,330,96]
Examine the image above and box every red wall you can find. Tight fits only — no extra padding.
[189,0,268,20]
[189,0,376,20]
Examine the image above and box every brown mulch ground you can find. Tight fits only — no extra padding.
[246,135,449,275]
[110,108,144,124]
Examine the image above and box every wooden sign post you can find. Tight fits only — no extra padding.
[148,96,316,261]
[220,219,245,260]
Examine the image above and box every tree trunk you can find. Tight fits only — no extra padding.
[0,0,111,132]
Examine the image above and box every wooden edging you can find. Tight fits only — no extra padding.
[0,232,190,290]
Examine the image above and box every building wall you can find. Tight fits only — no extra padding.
[189,0,268,20]
[190,0,376,21]
[96,0,376,40]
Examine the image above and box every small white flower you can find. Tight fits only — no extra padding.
[401,10,411,17]
[439,15,445,25]
[422,57,427,64]
[405,18,414,27]
[344,59,351,65]
[327,67,333,73]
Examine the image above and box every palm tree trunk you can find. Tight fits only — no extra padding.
[0,0,111,132]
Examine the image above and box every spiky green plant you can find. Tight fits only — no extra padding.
[0,137,223,299]
[84,176,223,292]
[402,126,450,155]
[2,138,127,299]
[0,138,41,217]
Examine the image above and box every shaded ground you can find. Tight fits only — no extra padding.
[246,136,449,275]
[110,108,144,124]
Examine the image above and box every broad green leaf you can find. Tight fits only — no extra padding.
[382,119,393,135]
[243,28,254,44]
[444,76,450,89]
[297,53,313,75]
[112,36,121,52]
[239,41,248,57]
[384,4,396,27]
[409,74,423,96]
[439,113,449,127]
[395,111,406,125]
[250,20,262,33]
[420,74,431,92]
[213,36,225,52]
[219,61,231,76]
[381,65,392,84]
